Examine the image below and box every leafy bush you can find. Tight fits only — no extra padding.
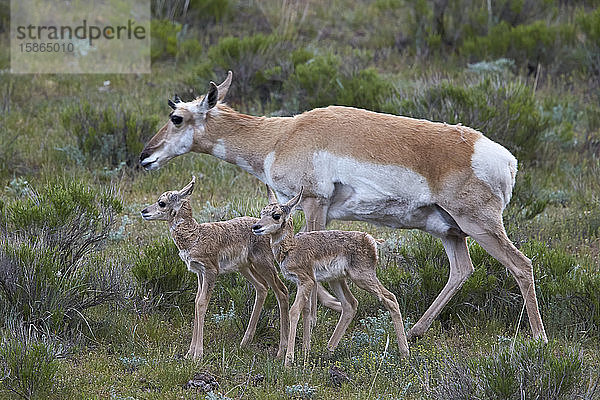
[188,0,233,22]
[433,340,594,400]
[385,76,547,160]
[0,179,123,336]
[284,53,393,112]
[60,101,159,169]
[284,53,341,110]
[151,19,182,62]
[131,237,193,311]
[193,34,292,103]
[461,20,576,70]
[574,7,600,84]
[0,320,61,400]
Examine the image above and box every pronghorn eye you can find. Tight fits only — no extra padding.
[170,115,183,125]
[158,201,166,208]
[272,213,281,220]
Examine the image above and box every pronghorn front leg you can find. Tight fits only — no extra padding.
[286,279,315,367]
[190,267,217,360]
[187,273,203,358]
[302,197,343,314]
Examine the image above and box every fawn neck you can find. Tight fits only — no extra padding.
[269,219,297,264]
[168,201,199,250]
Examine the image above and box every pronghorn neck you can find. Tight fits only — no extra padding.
[269,219,297,263]
[201,104,289,179]
[168,201,200,250]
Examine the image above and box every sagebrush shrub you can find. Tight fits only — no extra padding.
[433,340,592,400]
[0,179,123,336]
[0,319,61,400]
[192,34,292,103]
[131,237,193,311]
[60,101,158,168]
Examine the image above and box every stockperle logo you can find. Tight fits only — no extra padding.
[11,0,150,74]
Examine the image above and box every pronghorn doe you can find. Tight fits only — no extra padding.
[140,71,547,343]
[252,186,409,367]
[140,176,289,359]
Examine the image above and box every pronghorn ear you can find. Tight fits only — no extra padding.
[178,176,196,198]
[200,82,218,110]
[284,187,303,212]
[266,185,278,204]
[217,71,232,102]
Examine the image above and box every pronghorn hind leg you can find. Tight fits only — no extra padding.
[453,214,548,342]
[238,266,268,348]
[326,280,357,352]
[408,234,474,340]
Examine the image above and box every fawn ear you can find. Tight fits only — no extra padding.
[284,187,303,212]
[178,176,196,198]
[266,185,278,204]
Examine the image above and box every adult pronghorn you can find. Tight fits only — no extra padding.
[140,71,548,343]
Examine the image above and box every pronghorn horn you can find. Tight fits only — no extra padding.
[168,99,177,110]
[173,94,182,103]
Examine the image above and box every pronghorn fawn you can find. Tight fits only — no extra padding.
[140,176,289,359]
[140,71,547,344]
[252,186,409,367]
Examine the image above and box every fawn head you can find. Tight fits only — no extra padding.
[252,186,303,236]
[140,176,197,221]
[139,71,233,171]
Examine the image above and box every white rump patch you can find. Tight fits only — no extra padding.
[471,136,518,207]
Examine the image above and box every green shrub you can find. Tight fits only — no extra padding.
[0,320,60,400]
[0,179,123,335]
[385,76,547,160]
[131,237,193,311]
[574,7,600,83]
[433,340,592,400]
[151,19,182,62]
[192,34,291,103]
[336,68,393,112]
[188,0,232,22]
[60,101,159,169]
[461,20,576,70]
[284,53,341,110]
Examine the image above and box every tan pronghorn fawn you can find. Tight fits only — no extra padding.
[140,71,548,343]
[252,186,410,367]
[140,176,290,359]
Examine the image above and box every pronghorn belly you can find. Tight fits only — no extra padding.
[311,151,435,224]
[312,255,348,282]
[217,246,249,274]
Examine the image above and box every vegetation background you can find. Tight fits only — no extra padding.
[1,0,599,398]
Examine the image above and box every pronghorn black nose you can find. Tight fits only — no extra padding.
[251,224,262,231]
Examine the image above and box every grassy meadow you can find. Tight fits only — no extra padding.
[1,0,600,398]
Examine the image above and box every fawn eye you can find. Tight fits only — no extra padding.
[272,213,281,220]
[170,115,183,125]
[158,201,166,208]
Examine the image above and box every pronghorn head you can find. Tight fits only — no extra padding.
[140,176,197,221]
[139,71,233,171]
[252,186,303,236]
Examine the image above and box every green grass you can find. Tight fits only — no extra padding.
[1,0,600,398]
